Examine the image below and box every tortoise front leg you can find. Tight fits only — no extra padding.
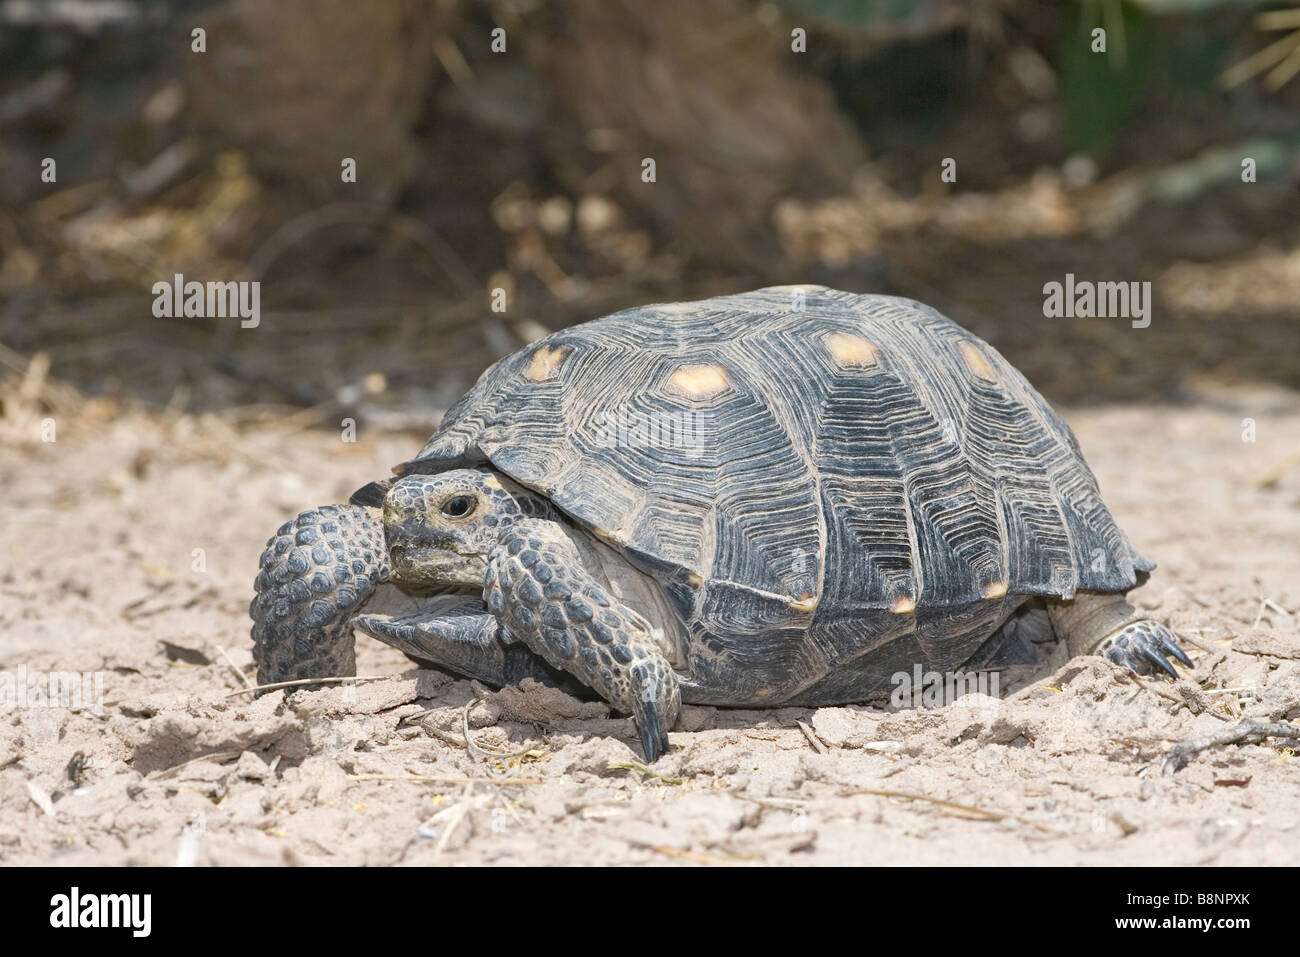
[486,519,681,761]
[250,505,389,684]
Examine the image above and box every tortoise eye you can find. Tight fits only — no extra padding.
[440,495,476,519]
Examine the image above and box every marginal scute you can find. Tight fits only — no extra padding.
[983,581,1007,599]
[891,596,917,615]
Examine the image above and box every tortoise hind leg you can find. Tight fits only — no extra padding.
[1047,592,1193,677]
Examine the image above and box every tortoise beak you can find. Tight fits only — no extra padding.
[387,520,486,588]
[390,520,458,551]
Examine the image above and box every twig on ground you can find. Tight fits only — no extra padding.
[1162,719,1300,775]
[608,761,685,785]
[838,787,1065,837]
[1203,686,1260,696]
[1177,630,1241,657]
[733,794,807,809]
[432,782,474,855]
[1254,450,1300,489]
[224,675,393,697]
[796,720,827,754]
[623,840,749,866]
[1253,597,1294,628]
[459,695,537,762]
[423,726,471,749]
[217,645,253,689]
[1102,660,1183,706]
[348,773,542,787]
[839,787,1004,821]
[150,750,242,780]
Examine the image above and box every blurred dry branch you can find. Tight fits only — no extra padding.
[1221,5,1300,90]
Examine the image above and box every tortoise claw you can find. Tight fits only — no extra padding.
[1140,644,1179,678]
[630,661,679,762]
[1100,620,1192,679]
[636,703,670,762]
[1162,632,1195,668]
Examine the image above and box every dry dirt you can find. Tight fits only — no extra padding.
[2,384,1299,866]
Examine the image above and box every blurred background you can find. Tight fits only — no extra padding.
[2,0,1299,436]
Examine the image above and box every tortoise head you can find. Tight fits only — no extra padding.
[381,468,550,588]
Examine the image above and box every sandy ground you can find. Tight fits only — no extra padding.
[2,384,1299,867]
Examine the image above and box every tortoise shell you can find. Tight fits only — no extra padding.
[399,286,1149,638]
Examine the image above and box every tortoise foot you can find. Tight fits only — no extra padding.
[1098,620,1193,678]
[250,505,389,686]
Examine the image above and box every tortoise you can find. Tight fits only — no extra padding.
[251,286,1191,760]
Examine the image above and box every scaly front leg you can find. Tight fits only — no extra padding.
[251,505,389,684]
[486,519,681,760]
